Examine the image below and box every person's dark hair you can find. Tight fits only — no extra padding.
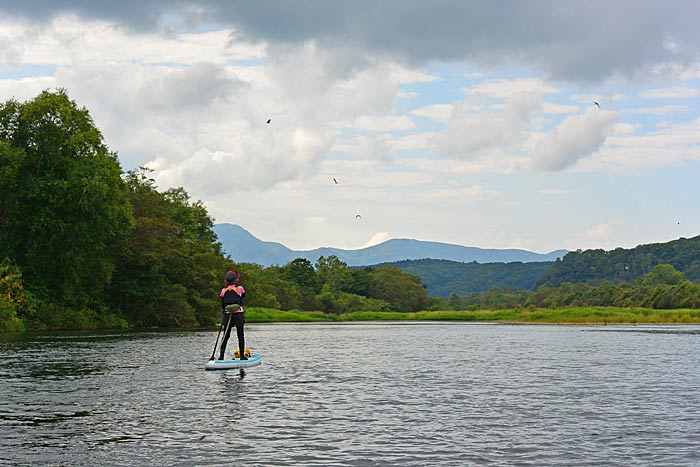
[224,270,240,285]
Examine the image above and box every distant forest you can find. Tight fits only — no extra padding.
[537,237,700,286]
[447,263,700,312]
[385,259,554,296]
[388,236,700,297]
[385,240,700,311]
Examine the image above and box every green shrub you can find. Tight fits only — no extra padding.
[43,308,100,330]
[0,297,24,332]
[100,312,130,330]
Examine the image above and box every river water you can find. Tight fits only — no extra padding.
[1,323,700,466]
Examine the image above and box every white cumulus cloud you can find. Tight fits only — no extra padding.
[531,109,620,171]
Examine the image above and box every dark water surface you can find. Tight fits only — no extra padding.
[2,323,700,466]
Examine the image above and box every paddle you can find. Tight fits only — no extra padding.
[209,319,225,361]
[216,312,236,361]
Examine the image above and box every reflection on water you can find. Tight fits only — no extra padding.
[1,324,700,466]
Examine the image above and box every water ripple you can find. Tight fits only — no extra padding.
[1,323,700,466]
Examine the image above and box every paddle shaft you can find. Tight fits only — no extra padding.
[218,312,235,359]
[209,318,225,361]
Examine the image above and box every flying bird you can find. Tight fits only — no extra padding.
[593,102,600,109]
[266,118,271,124]
[333,178,338,184]
[355,214,361,219]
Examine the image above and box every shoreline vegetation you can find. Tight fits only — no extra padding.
[3,307,700,334]
[3,92,700,334]
[244,307,700,325]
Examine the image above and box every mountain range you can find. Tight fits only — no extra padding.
[213,223,568,267]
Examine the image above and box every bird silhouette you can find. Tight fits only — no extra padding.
[333,178,338,184]
[266,118,271,124]
[355,214,361,219]
[594,102,600,109]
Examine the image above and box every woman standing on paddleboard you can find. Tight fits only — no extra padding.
[218,270,247,360]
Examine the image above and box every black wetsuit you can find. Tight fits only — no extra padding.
[219,286,246,360]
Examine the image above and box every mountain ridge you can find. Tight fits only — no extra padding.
[213,223,568,267]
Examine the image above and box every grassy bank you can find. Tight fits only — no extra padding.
[245,306,700,325]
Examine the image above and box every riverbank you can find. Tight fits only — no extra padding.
[245,306,700,325]
[4,306,700,333]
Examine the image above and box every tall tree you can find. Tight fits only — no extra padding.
[108,168,227,327]
[369,265,431,312]
[283,258,321,293]
[638,264,685,286]
[281,258,320,310]
[0,90,133,309]
[315,255,349,291]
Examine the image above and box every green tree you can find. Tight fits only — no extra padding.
[236,263,283,309]
[0,262,33,331]
[316,285,391,313]
[283,258,320,291]
[368,265,431,312]
[448,293,464,310]
[107,168,226,327]
[0,90,133,310]
[340,267,373,296]
[282,258,320,309]
[638,264,685,286]
[315,255,349,291]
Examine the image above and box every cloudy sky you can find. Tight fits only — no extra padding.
[1,1,699,253]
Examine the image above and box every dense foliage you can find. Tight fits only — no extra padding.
[443,264,700,311]
[0,91,430,331]
[0,262,32,331]
[0,90,132,311]
[230,258,430,315]
[105,168,232,329]
[387,258,554,296]
[424,238,700,312]
[537,236,700,287]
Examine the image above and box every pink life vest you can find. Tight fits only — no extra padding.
[220,285,245,297]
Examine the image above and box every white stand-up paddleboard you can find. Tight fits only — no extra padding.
[204,354,262,371]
